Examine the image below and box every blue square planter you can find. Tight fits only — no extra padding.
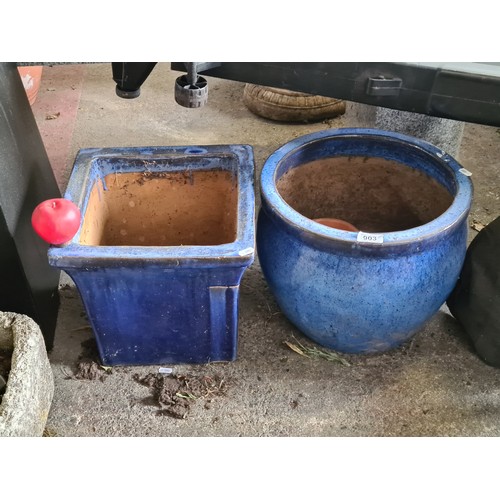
[49,145,255,366]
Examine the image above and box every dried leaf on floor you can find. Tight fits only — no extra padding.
[45,112,61,120]
[284,337,351,366]
[471,219,486,232]
[284,340,309,357]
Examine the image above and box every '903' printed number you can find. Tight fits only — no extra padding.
[357,232,384,244]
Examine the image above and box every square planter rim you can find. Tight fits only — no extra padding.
[48,145,255,268]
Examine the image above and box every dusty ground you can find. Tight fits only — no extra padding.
[35,63,500,437]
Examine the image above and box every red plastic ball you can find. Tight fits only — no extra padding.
[31,198,81,245]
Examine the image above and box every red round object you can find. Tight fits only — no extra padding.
[31,198,81,245]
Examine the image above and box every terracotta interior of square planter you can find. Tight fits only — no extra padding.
[80,170,238,246]
[277,156,453,232]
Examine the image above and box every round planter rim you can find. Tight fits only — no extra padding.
[260,127,473,247]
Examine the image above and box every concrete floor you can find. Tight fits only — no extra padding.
[31,63,500,437]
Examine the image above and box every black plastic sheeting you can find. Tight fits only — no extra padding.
[447,217,500,368]
[0,62,61,349]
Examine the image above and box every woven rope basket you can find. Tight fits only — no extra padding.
[243,84,346,122]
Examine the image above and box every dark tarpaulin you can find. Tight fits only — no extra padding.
[447,216,500,367]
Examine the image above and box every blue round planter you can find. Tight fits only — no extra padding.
[257,128,473,354]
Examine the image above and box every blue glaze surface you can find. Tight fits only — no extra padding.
[49,145,255,365]
[257,128,473,353]
[51,145,255,267]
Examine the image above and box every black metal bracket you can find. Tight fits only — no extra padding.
[366,76,402,96]
[171,62,500,127]
[0,63,61,349]
[112,62,158,98]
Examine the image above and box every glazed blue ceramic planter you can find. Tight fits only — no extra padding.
[257,128,473,353]
[49,145,255,365]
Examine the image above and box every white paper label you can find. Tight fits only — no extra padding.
[357,232,384,244]
[459,168,472,177]
[238,247,254,257]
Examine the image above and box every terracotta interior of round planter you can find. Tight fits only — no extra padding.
[80,170,238,246]
[277,156,454,233]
